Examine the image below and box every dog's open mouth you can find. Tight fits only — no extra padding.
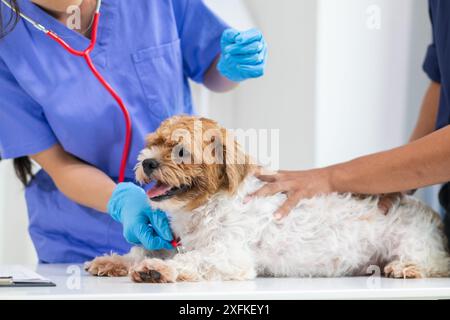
[147,182,190,202]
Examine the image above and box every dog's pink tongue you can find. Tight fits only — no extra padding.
[147,184,172,198]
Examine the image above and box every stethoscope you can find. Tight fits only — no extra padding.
[2,1,185,249]
[1,0,131,183]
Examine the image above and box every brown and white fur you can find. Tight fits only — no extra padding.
[85,116,450,282]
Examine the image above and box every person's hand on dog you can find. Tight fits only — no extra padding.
[108,183,174,250]
[246,168,410,218]
[245,168,334,220]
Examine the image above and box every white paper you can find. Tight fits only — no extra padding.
[0,265,51,283]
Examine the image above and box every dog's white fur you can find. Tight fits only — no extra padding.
[86,115,450,281]
[86,174,450,281]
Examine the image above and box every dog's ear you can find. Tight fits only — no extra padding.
[222,129,251,194]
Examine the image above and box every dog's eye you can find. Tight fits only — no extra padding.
[179,147,190,158]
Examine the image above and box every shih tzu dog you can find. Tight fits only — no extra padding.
[85,115,450,282]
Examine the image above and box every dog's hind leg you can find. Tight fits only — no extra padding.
[383,201,450,278]
[383,250,450,279]
[383,261,424,278]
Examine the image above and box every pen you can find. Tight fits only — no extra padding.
[0,277,13,286]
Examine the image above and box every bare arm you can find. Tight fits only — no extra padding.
[31,144,116,213]
[249,82,445,217]
[330,125,450,194]
[203,56,239,93]
[409,82,440,142]
[330,81,442,194]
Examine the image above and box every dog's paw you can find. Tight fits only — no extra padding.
[384,261,423,279]
[84,255,129,277]
[130,258,177,283]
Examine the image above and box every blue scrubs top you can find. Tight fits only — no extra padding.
[0,0,227,263]
[424,0,450,129]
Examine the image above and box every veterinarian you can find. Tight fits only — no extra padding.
[249,0,450,245]
[0,0,267,263]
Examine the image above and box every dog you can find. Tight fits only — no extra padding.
[85,115,450,282]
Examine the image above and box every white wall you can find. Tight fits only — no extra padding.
[236,0,318,170]
[314,0,437,210]
[192,0,255,126]
[208,0,319,170]
[208,0,431,174]
[194,0,319,170]
[192,1,285,169]
[405,0,430,137]
[404,1,440,211]
[0,161,37,264]
[315,0,413,166]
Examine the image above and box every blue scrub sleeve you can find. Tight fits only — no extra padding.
[423,5,441,83]
[0,59,58,159]
[423,43,441,83]
[173,0,229,83]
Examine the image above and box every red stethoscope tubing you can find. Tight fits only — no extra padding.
[46,13,131,183]
[40,12,180,250]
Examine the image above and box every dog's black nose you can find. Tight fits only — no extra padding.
[142,159,159,175]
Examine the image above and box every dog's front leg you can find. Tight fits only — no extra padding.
[130,244,256,283]
[85,246,175,277]
[85,246,147,277]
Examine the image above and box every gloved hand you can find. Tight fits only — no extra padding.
[217,28,268,82]
[108,183,174,250]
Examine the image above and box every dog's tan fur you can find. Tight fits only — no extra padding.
[135,115,254,211]
[85,254,130,277]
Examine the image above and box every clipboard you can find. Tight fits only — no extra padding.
[0,266,56,288]
[0,277,56,287]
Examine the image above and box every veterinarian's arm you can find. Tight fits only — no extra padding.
[373,81,441,210]
[329,123,450,192]
[31,144,115,213]
[250,127,450,218]
[249,82,445,218]
[203,56,239,93]
[31,144,173,249]
[409,82,441,142]
[370,81,441,210]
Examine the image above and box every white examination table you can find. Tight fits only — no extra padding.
[1,264,450,300]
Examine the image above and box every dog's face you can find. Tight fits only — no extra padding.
[135,116,252,212]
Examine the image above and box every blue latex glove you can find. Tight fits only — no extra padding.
[108,183,174,250]
[217,28,268,82]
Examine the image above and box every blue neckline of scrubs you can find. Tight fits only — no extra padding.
[20,0,115,65]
